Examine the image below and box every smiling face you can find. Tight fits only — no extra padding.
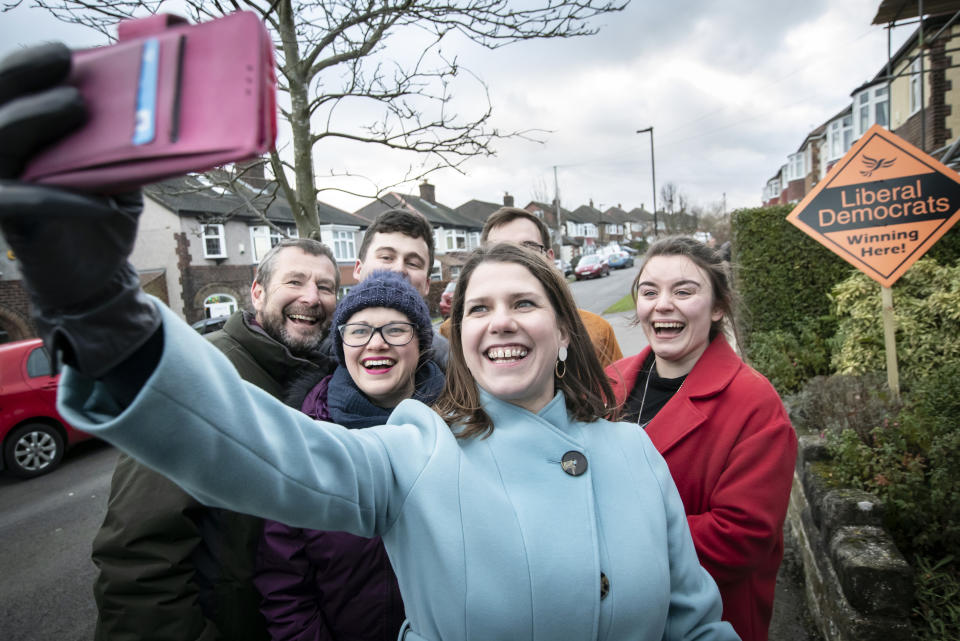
[342,306,420,409]
[251,248,338,356]
[634,254,723,378]
[460,261,568,414]
[354,232,431,297]
[485,217,555,260]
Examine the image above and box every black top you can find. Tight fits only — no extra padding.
[622,353,687,427]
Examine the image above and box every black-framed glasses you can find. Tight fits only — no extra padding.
[338,322,417,347]
[520,240,547,254]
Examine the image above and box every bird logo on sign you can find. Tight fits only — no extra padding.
[860,155,896,177]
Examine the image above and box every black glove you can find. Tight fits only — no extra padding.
[0,43,161,378]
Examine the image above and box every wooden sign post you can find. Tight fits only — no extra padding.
[786,125,960,399]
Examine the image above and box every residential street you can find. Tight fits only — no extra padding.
[0,440,116,641]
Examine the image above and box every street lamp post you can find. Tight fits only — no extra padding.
[636,126,658,238]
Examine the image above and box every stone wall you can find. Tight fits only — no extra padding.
[787,435,914,641]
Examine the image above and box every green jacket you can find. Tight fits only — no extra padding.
[92,311,333,641]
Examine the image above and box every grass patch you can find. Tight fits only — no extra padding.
[604,293,635,315]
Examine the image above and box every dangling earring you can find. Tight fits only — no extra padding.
[555,345,568,379]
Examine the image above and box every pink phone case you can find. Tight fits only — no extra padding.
[22,11,277,192]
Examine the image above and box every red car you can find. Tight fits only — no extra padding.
[0,339,93,478]
[574,254,610,280]
[439,280,457,319]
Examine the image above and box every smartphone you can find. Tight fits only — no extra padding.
[22,11,276,192]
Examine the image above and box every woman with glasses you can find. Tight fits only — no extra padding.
[256,270,443,641]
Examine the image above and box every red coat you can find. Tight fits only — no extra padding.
[606,336,797,641]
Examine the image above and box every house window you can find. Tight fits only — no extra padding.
[202,224,226,258]
[910,57,922,114]
[788,153,805,182]
[875,86,889,127]
[203,294,237,318]
[858,92,870,135]
[828,115,853,161]
[250,225,297,262]
[332,230,356,261]
[468,232,481,250]
[449,265,462,278]
[430,260,442,281]
[855,86,890,137]
[433,228,444,255]
[584,224,597,238]
[445,229,466,251]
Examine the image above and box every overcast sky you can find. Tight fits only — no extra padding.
[0,0,913,216]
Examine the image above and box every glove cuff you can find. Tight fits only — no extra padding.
[32,263,162,378]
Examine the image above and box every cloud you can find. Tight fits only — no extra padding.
[0,0,912,217]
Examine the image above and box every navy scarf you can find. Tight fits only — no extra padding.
[326,360,445,429]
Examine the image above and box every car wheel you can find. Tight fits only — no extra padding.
[3,423,65,478]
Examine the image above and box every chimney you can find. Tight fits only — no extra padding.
[419,180,436,204]
[503,192,514,207]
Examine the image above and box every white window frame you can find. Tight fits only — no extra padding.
[331,229,356,262]
[203,293,237,318]
[433,228,444,255]
[910,57,922,115]
[827,115,853,162]
[788,153,804,182]
[202,223,227,259]
[584,223,598,238]
[447,229,467,251]
[875,85,889,128]
[468,231,481,250]
[430,260,442,281]
[249,225,298,263]
[854,85,890,138]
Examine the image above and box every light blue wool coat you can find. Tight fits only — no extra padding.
[59,302,739,641]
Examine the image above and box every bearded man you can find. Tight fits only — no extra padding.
[92,239,339,641]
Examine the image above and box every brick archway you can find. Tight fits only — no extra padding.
[0,306,33,342]
[191,284,246,323]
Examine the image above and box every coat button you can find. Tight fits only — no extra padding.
[560,451,587,476]
[600,572,610,600]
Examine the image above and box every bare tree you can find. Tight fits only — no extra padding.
[7,0,627,237]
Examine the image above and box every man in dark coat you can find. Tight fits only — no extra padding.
[91,239,339,641]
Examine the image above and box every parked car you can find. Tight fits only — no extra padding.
[191,315,230,335]
[607,251,634,269]
[574,254,610,280]
[0,339,94,478]
[439,280,457,319]
[554,259,573,277]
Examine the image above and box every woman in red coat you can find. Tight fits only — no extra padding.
[606,236,797,641]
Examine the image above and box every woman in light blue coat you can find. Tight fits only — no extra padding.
[54,244,738,641]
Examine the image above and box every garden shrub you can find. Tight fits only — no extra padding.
[744,317,833,394]
[830,258,960,381]
[912,554,960,641]
[730,205,850,385]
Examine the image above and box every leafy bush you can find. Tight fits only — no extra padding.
[824,363,960,561]
[830,258,960,381]
[912,554,960,641]
[731,204,853,339]
[744,317,834,394]
[785,372,898,439]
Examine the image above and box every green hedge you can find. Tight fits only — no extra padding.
[730,204,853,337]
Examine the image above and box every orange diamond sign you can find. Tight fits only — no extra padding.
[786,124,960,287]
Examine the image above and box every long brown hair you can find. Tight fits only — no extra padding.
[434,243,615,438]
